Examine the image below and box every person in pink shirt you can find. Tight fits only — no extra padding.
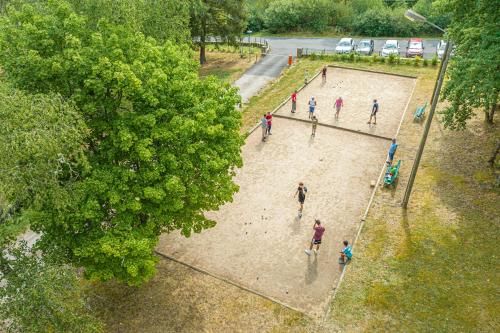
[334,97,344,118]
[291,90,297,113]
[305,220,325,255]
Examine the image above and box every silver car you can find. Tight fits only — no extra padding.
[336,38,354,54]
[355,39,374,55]
[381,40,400,57]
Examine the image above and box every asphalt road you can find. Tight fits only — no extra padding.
[235,36,441,103]
[266,37,441,58]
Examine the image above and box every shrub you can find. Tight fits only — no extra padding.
[332,53,340,61]
[371,54,379,63]
[348,52,355,62]
[264,0,332,33]
[414,55,422,66]
[379,56,386,64]
[388,53,396,64]
[340,53,348,61]
[423,58,429,66]
[431,55,438,67]
[353,6,418,37]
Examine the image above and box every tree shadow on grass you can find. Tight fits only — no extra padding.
[362,120,499,331]
[86,258,206,333]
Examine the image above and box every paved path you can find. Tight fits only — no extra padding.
[235,37,439,103]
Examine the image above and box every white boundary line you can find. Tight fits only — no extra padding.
[320,76,417,324]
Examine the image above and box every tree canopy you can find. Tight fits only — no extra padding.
[0,243,102,333]
[0,0,244,285]
[0,83,88,247]
[439,0,500,129]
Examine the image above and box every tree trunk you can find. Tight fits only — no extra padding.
[485,93,498,124]
[486,103,496,124]
[488,140,500,166]
[199,44,206,65]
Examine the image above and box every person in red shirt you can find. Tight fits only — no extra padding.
[265,112,273,135]
[305,220,325,255]
[291,90,297,113]
[321,65,327,83]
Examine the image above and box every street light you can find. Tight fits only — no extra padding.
[404,9,446,33]
[401,10,453,208]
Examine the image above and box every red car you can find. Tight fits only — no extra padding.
[406,38,424,58]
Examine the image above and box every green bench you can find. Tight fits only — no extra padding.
[414,101,428,121]
[384,160,401,187]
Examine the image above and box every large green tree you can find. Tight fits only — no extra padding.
[0,0,244,285]
[439,0,500,129]
[0,243,102,333]
[190,0,247,64]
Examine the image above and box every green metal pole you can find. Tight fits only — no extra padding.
[402,40,452,208]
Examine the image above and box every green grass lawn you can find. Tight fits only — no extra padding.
[198,50,260,84]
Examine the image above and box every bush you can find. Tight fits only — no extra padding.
[264,0,332,33]
[371,54,379,63]
[423,58,429,66]
[431,55,438,66]
[353,6,418,37]
[414,55,422,66]
[379,56,386,63]
[388,53,396,64]
[247,8,265,32]
[348,52,355,62]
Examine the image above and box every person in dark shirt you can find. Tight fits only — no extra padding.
[293,182,307,218]
[367,99,379,125]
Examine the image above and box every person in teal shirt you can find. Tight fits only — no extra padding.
[388,138,398,164]
[340,240,352,264]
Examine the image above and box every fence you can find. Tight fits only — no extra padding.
[192,36,270,55]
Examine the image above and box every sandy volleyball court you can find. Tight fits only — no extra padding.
[157,68,416,316]
[276,66,416,139]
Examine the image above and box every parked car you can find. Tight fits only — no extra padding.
[436,40,446,59]
[381,40,400,57]
[355,39,374,55]
[336,38,354,54]
[406,38,424,58]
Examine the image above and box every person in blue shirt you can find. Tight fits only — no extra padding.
[339,240,352,264]
[388,138,398,164]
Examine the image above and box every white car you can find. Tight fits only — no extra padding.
[436,40,446,59]
[336,38,354,54]
[381,40,400,57]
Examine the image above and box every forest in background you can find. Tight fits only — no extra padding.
[246,0,450,36]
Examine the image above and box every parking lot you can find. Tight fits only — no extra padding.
[266,37,442,59]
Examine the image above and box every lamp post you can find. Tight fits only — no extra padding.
[401,10,453,208]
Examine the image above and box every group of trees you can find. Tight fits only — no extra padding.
[440,0,499,129]
[0,0,245,331]
[246,0,450,36]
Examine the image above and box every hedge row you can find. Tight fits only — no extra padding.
[305,52,439,67]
